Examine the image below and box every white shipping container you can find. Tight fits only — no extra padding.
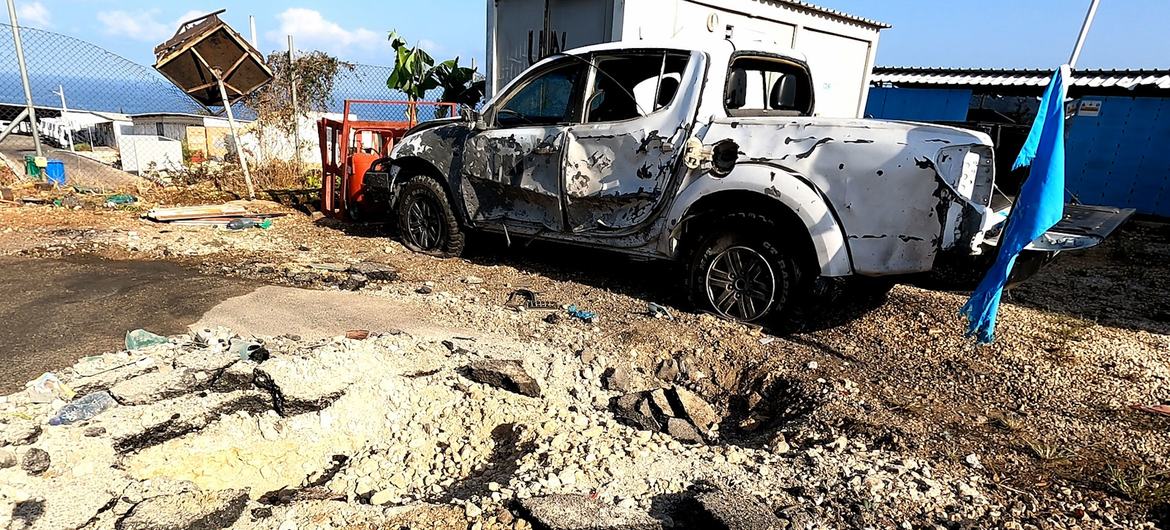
[485,0,888,118]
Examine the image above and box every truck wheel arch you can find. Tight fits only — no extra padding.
[669,166,854,277]
[389,156,465,222]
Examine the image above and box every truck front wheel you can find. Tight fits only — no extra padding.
[394,175,465,257]
[687,213,800,323]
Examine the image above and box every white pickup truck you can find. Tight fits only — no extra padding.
[374,39,1131,323]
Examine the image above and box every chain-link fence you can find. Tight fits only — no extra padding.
[0,22,453,193]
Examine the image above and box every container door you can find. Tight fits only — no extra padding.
[560,50,702,233]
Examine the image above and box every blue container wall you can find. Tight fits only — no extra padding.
[865,87,972,122]
[1066,96,1170,217]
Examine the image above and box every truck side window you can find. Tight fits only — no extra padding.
[725,56,813,117]
[585,52,689,124]
[496,62,583,127]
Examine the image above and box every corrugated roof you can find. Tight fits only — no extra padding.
[771,0,891,29]
[872,67,1170,90]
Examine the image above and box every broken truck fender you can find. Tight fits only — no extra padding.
[664,164,854,277]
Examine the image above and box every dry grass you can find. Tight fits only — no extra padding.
[1106,464,1170,504]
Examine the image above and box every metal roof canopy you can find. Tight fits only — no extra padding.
[771,0,890,29]
[872,67,1170,95]
[152,10,273,107]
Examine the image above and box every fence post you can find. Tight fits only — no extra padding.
[6,0,43,160]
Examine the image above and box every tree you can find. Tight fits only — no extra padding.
[246,50,354,140]
[386,31,485,119]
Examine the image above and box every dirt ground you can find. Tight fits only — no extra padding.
[1,187,1168,527]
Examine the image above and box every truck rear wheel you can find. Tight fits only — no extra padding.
[394,175,465,257]
[687,212,800,323]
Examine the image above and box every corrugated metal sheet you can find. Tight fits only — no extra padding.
[772,0,891,28]
[872,68,1170,91]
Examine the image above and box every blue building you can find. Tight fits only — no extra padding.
[867,68,1170,217]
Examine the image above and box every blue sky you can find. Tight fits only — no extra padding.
[8,0,1169,70]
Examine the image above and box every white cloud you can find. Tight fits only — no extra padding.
[16,1,51,28]
[96,9,210,43]
[267,8,383,56]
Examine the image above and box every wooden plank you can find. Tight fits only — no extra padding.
[145,204,250,221]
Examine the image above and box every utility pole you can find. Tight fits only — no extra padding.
[248,15,257,47]
[288,35,300,172]
[1068,0,1101,68]
[6,0,43,158]
[52,85,73,153]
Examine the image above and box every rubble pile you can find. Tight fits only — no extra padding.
[0,318,1154,529]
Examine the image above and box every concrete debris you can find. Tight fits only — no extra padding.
[517,494,663,530]
[463,359,542,397]
[682,489,788,530]
[0,418,41,446]
[600,366,632,393]
[611,386,719,443]
[20,447,50,475]
[346,262,399,282]
[114,489,248,530]
[0,448,15,469]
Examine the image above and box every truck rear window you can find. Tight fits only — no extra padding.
[725,56,813,117]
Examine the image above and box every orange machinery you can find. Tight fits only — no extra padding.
[318,100,457,221]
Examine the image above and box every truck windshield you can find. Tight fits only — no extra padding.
[725,56,813,117]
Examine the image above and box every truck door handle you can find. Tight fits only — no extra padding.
[533,145,557,155]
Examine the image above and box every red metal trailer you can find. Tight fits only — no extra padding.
[318,99,457,221]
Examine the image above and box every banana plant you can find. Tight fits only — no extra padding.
[386,31,485,120]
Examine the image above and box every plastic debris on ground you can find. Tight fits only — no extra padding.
[48,391,118,425]
[506,289,560,310]
[566,305,597,323]
[229,337,270,362]
[226,218,273,230]
[647,302,673,320]
[104,193,137,207]
[125,329,169,350]
[24,373,75,403]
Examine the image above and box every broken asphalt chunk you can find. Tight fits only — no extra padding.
[679,489,788,530]
[517,494,662,530]
[115,488,249,530]
[463,359,542,397]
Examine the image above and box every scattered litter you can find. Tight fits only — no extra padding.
[24,373,75,403]
[104,193,137,207]
[647,302,673,320]
[125,329,169,350]
[1130,404,1170,418]
[566,305,597,323]
[229,337,270,362]
[48,391,117,426]
[807,361,819,370]
[345,330,371,340]
[464,275,484,285]
[416,285,433,295]
[226,218,273,230]
[543,312,561,324]
[759,337,776,345]
[506,289,560,310]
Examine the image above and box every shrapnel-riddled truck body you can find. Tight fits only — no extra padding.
[369,39,1130,322]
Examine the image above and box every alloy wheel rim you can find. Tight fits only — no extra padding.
[406,195,443,250]
[705,246,777,322]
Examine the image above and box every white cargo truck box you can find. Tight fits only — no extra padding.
[485,0,888,118]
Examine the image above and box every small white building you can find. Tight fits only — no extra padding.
[130,112,249,160]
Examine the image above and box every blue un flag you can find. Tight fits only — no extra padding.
[961,65,1071,343]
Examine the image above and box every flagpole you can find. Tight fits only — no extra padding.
[1068,0,1101,68]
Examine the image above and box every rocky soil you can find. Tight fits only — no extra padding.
[1,192,1168,529]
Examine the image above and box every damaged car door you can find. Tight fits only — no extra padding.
[561,50,702,232]
[461,59,586,231]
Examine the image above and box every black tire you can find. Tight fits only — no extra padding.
[394,175,465,257]
[686,212,803,323]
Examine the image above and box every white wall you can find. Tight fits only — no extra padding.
[117,135,184,173]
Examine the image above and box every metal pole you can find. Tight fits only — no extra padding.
[191,48,255,200]
[217,76,255,200]
[6,0,42,158]
[288,35,300,172]
[249,15,257,47]
[53,85,73,153]
[1068,0,1101,68]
